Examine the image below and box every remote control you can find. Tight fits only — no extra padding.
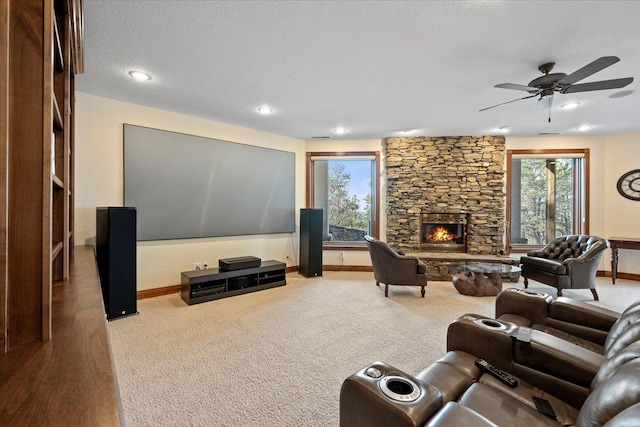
[532,396,557,420]
[475,359,518,388]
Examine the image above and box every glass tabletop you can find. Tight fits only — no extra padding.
[446,262,521,274]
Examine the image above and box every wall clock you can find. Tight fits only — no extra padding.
[616,169,640,201]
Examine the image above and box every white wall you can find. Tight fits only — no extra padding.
[75,93,305,290]
[604,131,640,275]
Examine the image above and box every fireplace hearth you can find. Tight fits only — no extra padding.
[420,213,467,252]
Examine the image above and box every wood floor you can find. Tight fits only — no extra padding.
[0,246,121,426]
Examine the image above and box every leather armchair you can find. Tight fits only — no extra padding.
[364,235,427,297]
[520,235,608,300]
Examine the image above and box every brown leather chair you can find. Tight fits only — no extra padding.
[364,235,427,297]
[340,312,640,426]
[496,288,640,355]
[520,235,607,300]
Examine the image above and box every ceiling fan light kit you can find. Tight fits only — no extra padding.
[481,56,634,115]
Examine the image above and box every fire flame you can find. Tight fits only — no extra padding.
[426,226,457,242]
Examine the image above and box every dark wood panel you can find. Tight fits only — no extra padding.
[137,284,181,299]
[8,0,47,347]
[323,265,374,272]
[0,0,9,351]
[0,246,122,426]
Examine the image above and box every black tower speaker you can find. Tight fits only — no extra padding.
[96,207,138,320]
[299,208,323,278]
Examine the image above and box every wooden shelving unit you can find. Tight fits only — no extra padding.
[51,0,72,284]
[0,0,83,351]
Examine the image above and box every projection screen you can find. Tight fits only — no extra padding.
[124,124,295,241]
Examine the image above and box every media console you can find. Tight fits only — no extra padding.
[181,260,286,305]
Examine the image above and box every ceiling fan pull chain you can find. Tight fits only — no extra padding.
[548,103,551,123]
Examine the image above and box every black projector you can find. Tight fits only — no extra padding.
[219,256,262,271]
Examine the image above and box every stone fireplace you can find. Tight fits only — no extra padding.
[386,136,506,255]
[420,212,467,252]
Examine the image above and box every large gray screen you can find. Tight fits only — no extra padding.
[124,124,295,241]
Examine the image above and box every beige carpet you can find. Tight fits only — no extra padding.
[107,273,639,426]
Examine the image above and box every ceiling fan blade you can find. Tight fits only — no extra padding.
[495,83,540,92]
[537,94,554,110]
[563,77,634,93]
[479,94,538,112]
[558,56,620,85]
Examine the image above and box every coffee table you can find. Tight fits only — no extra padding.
[447,262,521,297]
[448,262,521,282]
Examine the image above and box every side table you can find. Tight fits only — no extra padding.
[609,237,640,284]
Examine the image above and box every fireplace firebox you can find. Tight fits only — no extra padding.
[420,213,467,252]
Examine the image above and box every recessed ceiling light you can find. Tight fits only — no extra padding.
[495,126,510,133]
[128,70,152,81]
[399,129,417,134]
[334,127,348,134]
[257,106,273,114]
[561,102,581,110]
[577,125,592,132]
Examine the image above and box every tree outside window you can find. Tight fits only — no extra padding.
[508,149,588,250]
[307,152,380,248]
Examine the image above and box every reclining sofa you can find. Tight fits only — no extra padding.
[495,288,640,355]
[340,293,640,426]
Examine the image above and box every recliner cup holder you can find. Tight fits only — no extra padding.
[379,376,421,402]
[475,318,507,331]
[519,289,547,297]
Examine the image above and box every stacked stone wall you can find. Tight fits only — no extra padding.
[385,136,506,255]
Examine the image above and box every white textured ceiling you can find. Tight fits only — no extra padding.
[77,1,640,140]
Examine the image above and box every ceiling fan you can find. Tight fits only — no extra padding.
[480,56,634,113]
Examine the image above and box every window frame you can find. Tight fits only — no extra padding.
[506,148,590,253]
[306,151,380,250]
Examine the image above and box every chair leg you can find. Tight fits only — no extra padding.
[376,281,380,287]
[523,277,529,288]
[591,289,599,301]
[557,289,563,297]
[385,284,389,297]
[420,286,425,298]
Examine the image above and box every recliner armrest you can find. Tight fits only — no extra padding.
[446,314,518,373]
[340,362,442,427]
[513,330,606,388]
[495,288,554,326]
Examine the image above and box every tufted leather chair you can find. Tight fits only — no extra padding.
[364,235,428,297]
[520,235,608,300]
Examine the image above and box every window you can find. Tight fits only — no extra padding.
[507,149,589,251]
[306,152,380,249]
